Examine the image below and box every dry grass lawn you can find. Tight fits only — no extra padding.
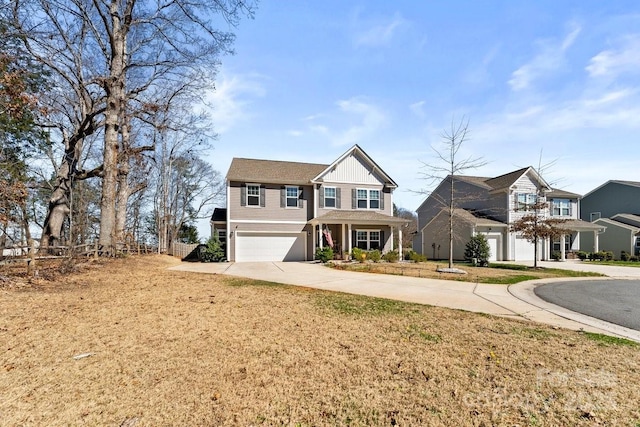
[1,255,639,426]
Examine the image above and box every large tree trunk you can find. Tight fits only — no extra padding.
[98,0,126,249]
[41,134,84,249]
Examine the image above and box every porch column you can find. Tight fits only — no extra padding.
[398,227,403,255]
[319,222,323,249]
[341,224,346,256]
[390,227,394,251]
[594,230,599,253]
[312,224,316,251]
[348,223,352,252]
[560,234,566,261]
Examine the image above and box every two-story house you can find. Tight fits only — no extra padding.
[212,145,408,262]
[580,180,640,257]
[414,167,603,261]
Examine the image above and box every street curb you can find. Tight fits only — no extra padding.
[508,279,640,343]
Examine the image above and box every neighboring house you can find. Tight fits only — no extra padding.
[580,180,640,222]
[213,145,408,262]
[210,207,227,250]
[414,167,603,261]
[579,180,640,257]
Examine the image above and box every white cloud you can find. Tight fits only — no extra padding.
[409,101,426,119]
[307,97,388,146]
[353,13,407,48]
[586,35,640,78]
[203,72,266,133]
[508,23,581,91]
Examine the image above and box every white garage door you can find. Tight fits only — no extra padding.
[514,235,535,261]
[235,232,306,262]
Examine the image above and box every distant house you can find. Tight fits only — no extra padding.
[213,145,408,262]
[579,181,640,258]
[415,167,603,261]
[210,207,227,249]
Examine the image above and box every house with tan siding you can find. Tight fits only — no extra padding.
[414,167,603,261]
[213,145,408,262]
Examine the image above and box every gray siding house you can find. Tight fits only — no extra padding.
[579,181,640,257]
[213,145,408,262]
[415,167,602,261]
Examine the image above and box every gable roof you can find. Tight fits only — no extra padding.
[227,158,328,185]
[312,144,398,188]
[484,166,551,192]
[594,217,640,233]
[582,180,640,198]
[612,213,640,228]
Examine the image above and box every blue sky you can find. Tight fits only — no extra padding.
[199,0,640,233]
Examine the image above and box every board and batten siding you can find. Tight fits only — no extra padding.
[508,174,546,223]
[321,152,387,185]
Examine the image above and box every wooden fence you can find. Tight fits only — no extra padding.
[171,242,199,259]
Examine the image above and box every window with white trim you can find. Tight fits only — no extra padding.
[552,234,570,252]
[217,230,226,246]
[357,189,368,209]
[247,184,260,206]
[356,230,381,250]
[356,188,381,209]
[516,193,537,211]
[552,199,571,216]
[285,186,299,207]
[324,187,336,208]
[369,190,380,209]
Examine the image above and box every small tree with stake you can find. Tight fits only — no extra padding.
[464,234,491,266]
[510,200,566,268]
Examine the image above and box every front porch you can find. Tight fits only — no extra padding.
[309,211,410,258]
[552,219,606,261]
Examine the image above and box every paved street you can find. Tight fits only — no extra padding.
[535,279,640,331]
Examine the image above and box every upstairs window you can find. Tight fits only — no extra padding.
[369,190,380,209]
[324,187,336,208]
[286,186,299,207]
[356,188,382,209]
[516,193,537,211]
[552,199,571,216]
[247,184,260,206]
[357,189,368,208]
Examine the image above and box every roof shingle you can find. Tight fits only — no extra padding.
[227,158,328,184]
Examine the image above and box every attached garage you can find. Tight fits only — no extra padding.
[514,235,535,260]
[235,232,306,262]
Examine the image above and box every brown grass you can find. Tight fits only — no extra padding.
[1,255,639,426]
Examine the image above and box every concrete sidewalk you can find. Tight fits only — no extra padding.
[169,261,640,342]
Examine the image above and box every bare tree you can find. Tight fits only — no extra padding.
[419,117,487,268]
[11,0,254,251]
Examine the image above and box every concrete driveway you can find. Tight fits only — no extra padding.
[169,261,640,342]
